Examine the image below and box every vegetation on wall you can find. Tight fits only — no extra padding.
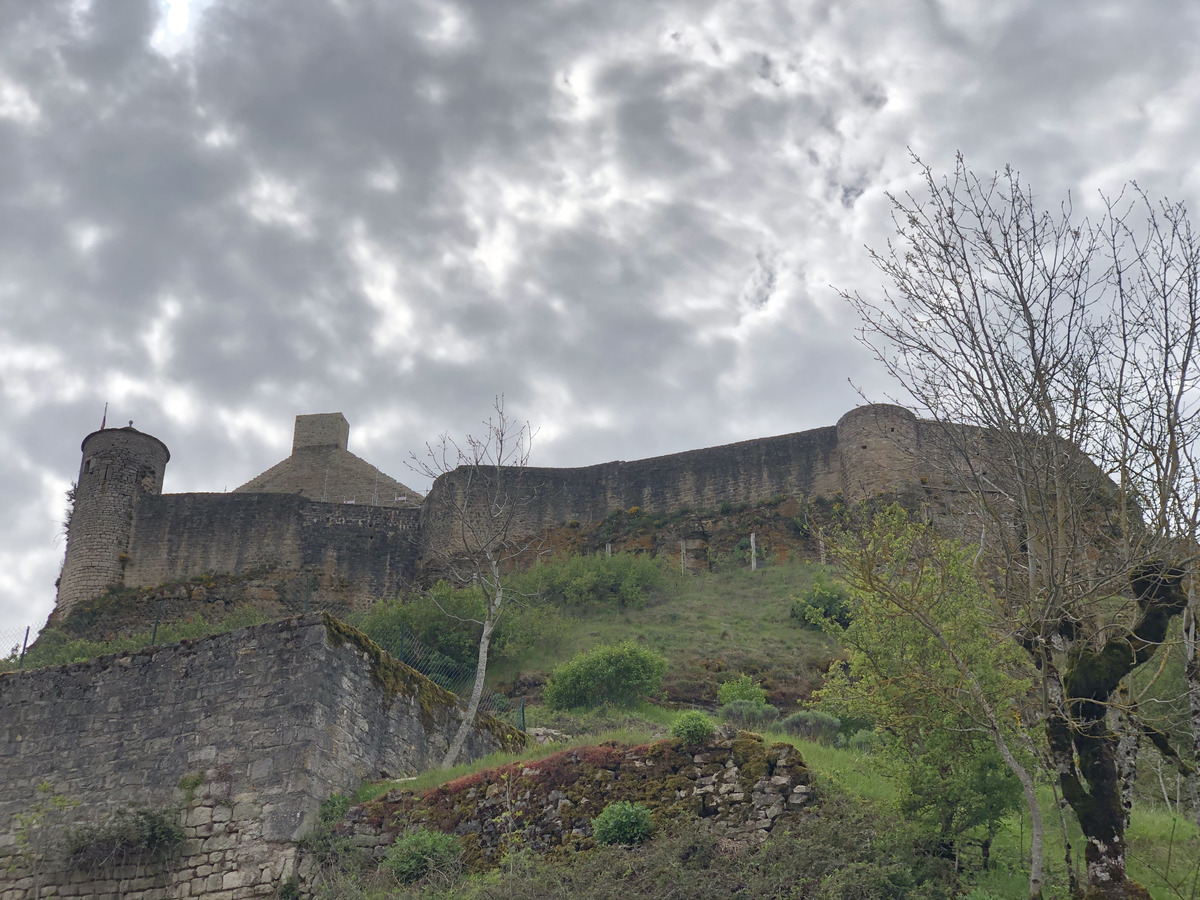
[62,807,185,871]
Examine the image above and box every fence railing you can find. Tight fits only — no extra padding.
[1,624,34,669]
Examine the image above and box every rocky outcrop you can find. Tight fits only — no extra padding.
[300,730,814,889]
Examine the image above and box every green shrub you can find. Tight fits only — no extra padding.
[300,793,364,872]
[318,793,352,824]
[720,700,778,729]
[671,711,716,746]
[543,642,666,710]
[716,674,766,708]
[591,801,654,846]
[789,577,852,629]
[351,582,565,671]
[384,828,462,883]
[780,709,841,743]
[63,807,184,869]
[513,552,665,611]
[843,728,882,753]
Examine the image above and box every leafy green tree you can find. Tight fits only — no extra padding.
[818,506,1041,896]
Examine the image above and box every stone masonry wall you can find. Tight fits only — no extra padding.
[124,494,420,604]
[56,428,171,619]
[293,413,350,450]
[418,405,951,558]
[302,730,813,893]
[420,426,844,557]
[0,615,520,900]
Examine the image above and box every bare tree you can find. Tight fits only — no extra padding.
[1100,190,1200,823]
[840,154,1198,900]
[411,398,536,768]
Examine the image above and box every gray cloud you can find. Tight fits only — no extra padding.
[3,0,1199,633]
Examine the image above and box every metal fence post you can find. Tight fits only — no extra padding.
[17,626,29,669]
[519,697,526,733]
[151,600,163,646]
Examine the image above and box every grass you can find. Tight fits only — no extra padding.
[320,702,1200,900]
[352,724,663,799]
[760,732,1200,900]
[489,559,838,708]
[766,733,896,803]
[1,607,274,672]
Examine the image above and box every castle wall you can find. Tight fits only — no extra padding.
[123,493,420,601]
[419,420,888,557]
[56,428,170,619]
[52,406,963,617]
[0,615,518,900]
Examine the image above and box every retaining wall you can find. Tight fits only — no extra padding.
[0,615,520,900]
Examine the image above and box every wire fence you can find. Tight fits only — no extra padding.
[1,624,35,669]
[0,580,521,728]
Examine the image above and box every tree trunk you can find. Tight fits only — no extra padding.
[993,730,1044,900]
[1113,697,1138,833]
[1049,782,1080,897]
[1048,564,1188,899]
[441,613,496,768]
[1185,589,1200,827]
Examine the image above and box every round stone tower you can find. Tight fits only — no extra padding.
[836,404,920,504]
[55,426,170,619]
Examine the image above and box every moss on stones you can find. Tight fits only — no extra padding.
[729,732,769,783]
[323,613,456,731]
[322,613,526,750]
[316,733,813,879]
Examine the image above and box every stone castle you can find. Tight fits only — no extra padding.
[3,403,944,900]
[54,404,940,620]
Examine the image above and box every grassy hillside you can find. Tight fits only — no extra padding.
[12,512,1200,900]
[332,546,1200,900]
[487,557,838,708]
[309,731,1200,900]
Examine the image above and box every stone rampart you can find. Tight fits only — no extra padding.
[417,406,955,558]
[420,425,844,557]
[52,405,994,619]
[123,493,420,602]
[0,615,521,900]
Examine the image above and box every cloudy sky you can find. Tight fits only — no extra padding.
[3,0,1199,638]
